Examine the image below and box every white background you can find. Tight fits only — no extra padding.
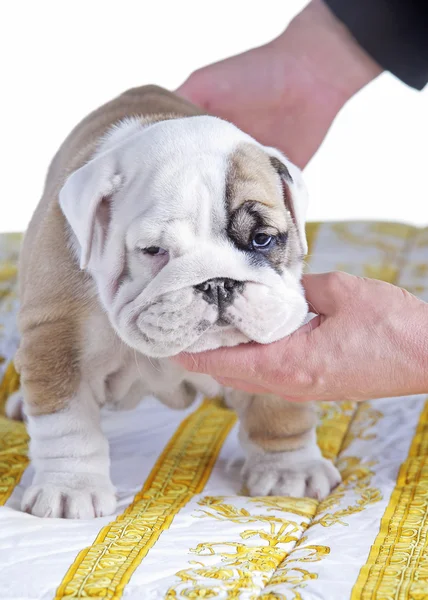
[0,0,427,232]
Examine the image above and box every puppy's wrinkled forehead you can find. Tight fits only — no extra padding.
[114,117,303,273]
[59,113,307,298]
[121,118,289,233]
[226,143,287,222]
[224,143,299,271]
[226,144,283,206]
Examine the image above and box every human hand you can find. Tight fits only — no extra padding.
[175,272,428,402]
[177,0,382,169]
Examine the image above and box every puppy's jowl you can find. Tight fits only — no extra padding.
[7,86,340,518]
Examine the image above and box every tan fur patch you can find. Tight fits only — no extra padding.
[233,391,316,452]
[16,319,80,416]
[225,143,301,272]
[226,143,286,219]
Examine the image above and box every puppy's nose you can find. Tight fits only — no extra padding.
[194,278,240,306]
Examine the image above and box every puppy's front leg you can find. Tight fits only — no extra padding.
[22,382,116,518]
[228,391,340,499]
[16,325,116,519]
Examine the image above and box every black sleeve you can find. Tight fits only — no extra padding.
[324,0,428,90]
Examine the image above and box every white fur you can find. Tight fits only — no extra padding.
[239,428,341,500]
[17,315,221,517]
[59,116,309,357]
[22,383,116,519]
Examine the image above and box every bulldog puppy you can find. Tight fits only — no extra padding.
[7,86,340,518]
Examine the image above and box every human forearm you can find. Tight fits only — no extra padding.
[270,0,383,106]
[177,0,383,168]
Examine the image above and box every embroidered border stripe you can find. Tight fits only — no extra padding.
[351,398,428,600]
[0,236,28,504]
[0,416,29,506]
[0,361,27,505]
[55,399,236,599]
[0,360,20,416]
[164,400,360,598]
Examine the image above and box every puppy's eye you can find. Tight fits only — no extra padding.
[142,246,167,256]
[251,233,274,250]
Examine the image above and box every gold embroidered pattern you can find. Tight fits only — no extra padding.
[0,234,20,315]
[306,404,383,529]
[316,400,357,461]
[259,540,331,600]
[0,361,20,416]
[165,496,315,599]
[256,402,382,599]
[351,398,428,600]
[55,399,236,599]
[0,263,17,283]
[165,400,368,599]
[0,416,29,506]
[0,235,27,504]
[0,361,26,507]
[332,222,413,257]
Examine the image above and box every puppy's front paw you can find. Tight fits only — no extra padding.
[22,479,117,519]
[243,451,341,501]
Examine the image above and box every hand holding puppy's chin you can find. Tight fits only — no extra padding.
[177,272,428,405]
[173,312,320,400]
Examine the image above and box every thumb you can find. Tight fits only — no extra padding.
[302,272,346,315]
[173,348,235,376]
[173,350,210,373]
[173,343,259,379]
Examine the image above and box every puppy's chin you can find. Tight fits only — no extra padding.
[186,295,308,354]
[185,326,250,353]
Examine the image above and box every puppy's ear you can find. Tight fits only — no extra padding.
[59,156,123,269]
[266,148,308,255]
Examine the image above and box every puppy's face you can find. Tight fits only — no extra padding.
[60,116,309,357]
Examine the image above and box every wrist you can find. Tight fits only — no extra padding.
[272,0,383,107]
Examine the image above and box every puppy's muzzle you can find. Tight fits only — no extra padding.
[194,278,243,311]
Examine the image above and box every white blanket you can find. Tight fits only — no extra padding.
[1,221,427,600]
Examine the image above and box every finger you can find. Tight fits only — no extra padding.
[216,377,271,395]
[173,343,259,379]
[302,271,353,314]
[174,315,316,385]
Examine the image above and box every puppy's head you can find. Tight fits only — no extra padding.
[59,116,309,357]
